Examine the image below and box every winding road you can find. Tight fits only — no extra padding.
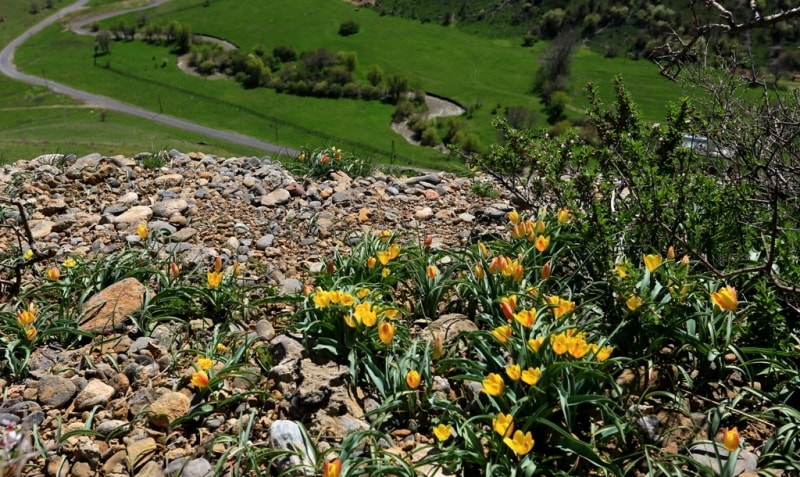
[0,0,295,156]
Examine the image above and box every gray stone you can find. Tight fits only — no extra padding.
[41,198,67,216]
[280,278,303,295]
[430,314,478,343]
[269,420,314,475]
[269,335,305,365]
[175,458,213,477]
[255,234,275,250]
[261,189,291,206]
[255,320,276,341]
[74,379,115,410]
[331,191,352,204]
[404,174,441,186]
[170,227,198,242]
[37,375,77,409]
[96,419,129,436]
[31,220,54,239]
[152,199,188,218]
[415,207,434,220]
[111,206,153,224]
[688,442,758,476]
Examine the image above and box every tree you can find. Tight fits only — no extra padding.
[655,2,800,79]
[532,29,578,102]
[95,30,112,56]
[387,74,408,103]
[338,20,360,36]
[366,64,384,87]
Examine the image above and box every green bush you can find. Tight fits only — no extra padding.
[338,20,360,37]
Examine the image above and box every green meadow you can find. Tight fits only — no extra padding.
[6,0,686,167]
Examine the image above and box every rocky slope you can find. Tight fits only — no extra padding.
[0,150,513,477]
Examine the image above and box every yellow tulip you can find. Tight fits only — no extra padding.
[527,337,544,353]
[506,363,521,381]
[482,373,504,396]
[433,423,452,442]
[380,230,392,242]
[508,210,520,225]
[388,243,401,260]
[492,325,511,344]
[23,249,34,261]
[521,367,541,386]
[614,263,628,278]
[26,326,37,341]
[63,257,77,268]
[136,223,148,240]
[354,302,377,327]
[504,430,534,456]
[493,412,514,437]
[16,303,36,327]
[643,253,663,272]
[339,293,355,307]
[551,333,568,355]
[356,288,370,299]
[377,251,391,266]
[721,427,740,452]
[547,295,575,318]
[626,295,643,311]
[478,242,489,259]
[378,321,395,345]
[197,358,213,370]
[711,285,738,311]
[313,290,331,308]
[513,309,536,328]
[381,267,391,278]
[594,345,613,362]
[557,208,570,224]
[207,271,223,288]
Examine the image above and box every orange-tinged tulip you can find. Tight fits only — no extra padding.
[626,295,643,311]
[433,423,452,442]
[504,430,534,456]
[535,235,551,253]
[500,301,515,321]
[191,370,209,388]
[323,458,342,477]
[431,335,444,360]
[46,267,60,281]
[482,373,504,396]
[424,235,433,250]
[366,256,377,269]
[541,262,551,280]
[378,321,395,345]
[722,427,740,452]
[667,245,676,260]
[136,223,148,240]
[521,367,541,386]
[426,265,439,279]
[197,358,213,370]
[207,271,223,288]
[492,325,511,344]
[327,259,335,275]
[493,412,514,437]
[711,285,738,311]
[643,253,663,272]
[506,363,521,381]
[26,326,37,341]
[214,256,223,273]
[170,262,180,278]
[406,370,421,389]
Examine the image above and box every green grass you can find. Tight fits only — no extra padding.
[12,0,685,170]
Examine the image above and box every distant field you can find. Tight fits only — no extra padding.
[6,0,686,168]
[0,0,268,164]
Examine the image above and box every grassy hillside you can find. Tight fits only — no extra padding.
[12,0,685,170]
[0,0,266,164]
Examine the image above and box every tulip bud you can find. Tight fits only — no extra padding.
[432,335,444,360]
[214,256,223,273]
[667,246,675,261]
[170,261,180,278]
[424,235,433,251]
[327,259,335,275]
[46,267,60,281]
[541,262,551,280]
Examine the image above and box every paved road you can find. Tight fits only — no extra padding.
[0,0,296,156]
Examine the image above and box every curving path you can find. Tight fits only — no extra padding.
[0,0,295,156]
